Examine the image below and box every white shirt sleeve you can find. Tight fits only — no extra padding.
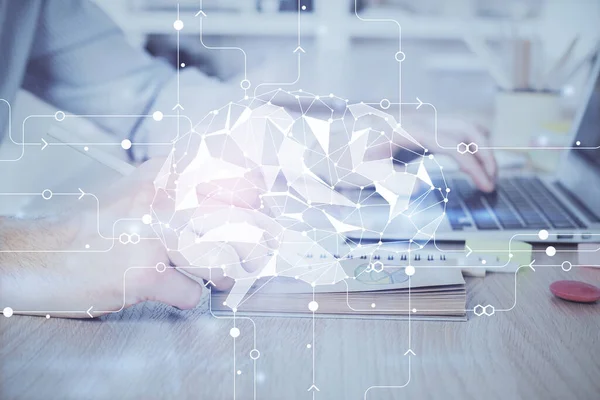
[22,0,242,161]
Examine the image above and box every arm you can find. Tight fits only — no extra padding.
[23,0,172,143]
[24,0,241,160]
[0,161,213,318]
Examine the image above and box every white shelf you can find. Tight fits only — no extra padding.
[119,11,316,36]
[108,10,529,41]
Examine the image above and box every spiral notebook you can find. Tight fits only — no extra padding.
[212,250,467,321]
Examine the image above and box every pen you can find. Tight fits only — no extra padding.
[47,126,136,176]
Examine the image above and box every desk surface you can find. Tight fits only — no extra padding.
[1,245,599,400]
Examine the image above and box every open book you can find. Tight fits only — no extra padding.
[211,252,467,321]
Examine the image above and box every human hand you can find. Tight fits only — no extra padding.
[400,115,497,192]
[0,160,245,318]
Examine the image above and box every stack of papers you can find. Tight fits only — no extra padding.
[212,254,466,321]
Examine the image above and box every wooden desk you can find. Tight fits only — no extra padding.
[1,245,599,400]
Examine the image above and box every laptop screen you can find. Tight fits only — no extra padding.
[557,55,600,218]
[572,58,600,168]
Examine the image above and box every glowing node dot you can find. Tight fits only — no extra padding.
[152,111,163,121]
[84,146,89,151]
[41,189,53,200]
[395,51,406,62]
[54,111,66,121]
[301,5,306,10]
[180,62,186,68]
[3,307,13,318]
[121,139,132,150]
[405,265,415,276]
[46,314,50,319]
[538,229,549,240]
[546,246,556,257]
[237,370,242,375]
[155,262,167,273]
[240,79,251,90]
[249,349,260,359]
[412,308,417,313]
[85,244,90,249]
[142,214,152,224]
[308,301,319,312]
[576,141,581,146]
[230,327,240,338]
[173,20,184,30]
[371,303,376,308]
[307,344,312,349]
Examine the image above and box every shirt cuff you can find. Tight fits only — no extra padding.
[129,68,245,161]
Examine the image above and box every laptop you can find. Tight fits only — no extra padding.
[346,55,600,244]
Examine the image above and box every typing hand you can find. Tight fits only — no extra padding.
[401,115,497,192]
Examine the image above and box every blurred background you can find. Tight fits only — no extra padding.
[97,0,600,112]
[1,0,599,215]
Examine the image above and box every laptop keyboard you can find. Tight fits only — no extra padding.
[439,177,587,231]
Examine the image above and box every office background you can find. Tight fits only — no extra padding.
[1,0,599,214]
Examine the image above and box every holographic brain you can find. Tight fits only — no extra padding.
[150,90,448,309]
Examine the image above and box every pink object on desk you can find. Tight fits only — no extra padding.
[550,280,600,303]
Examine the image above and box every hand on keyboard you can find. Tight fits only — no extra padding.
[401,115,497,193]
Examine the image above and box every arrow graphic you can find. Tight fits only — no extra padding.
[195,10,207,17]
[41,138,48,150]
[86,306,94,318]
[172,103,184,111]
[307,384,320,392]
[78,188,85,200]
[204,280,215,287]
[293,46,306,54]
[404,349,416,356]
[465,244,473,258]
[416,97,424,110]
[528,259,536,272]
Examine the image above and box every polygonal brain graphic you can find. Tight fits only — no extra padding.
[150,90,448,309]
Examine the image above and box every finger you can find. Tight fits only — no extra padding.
[454,153,495,193]
[100,158,166,219]
[168,240,238,290]
[148,268,204,310]
[109,158,167,199]
[458,122,497,179]
[474,122,490,137]
[475,147,497,180]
